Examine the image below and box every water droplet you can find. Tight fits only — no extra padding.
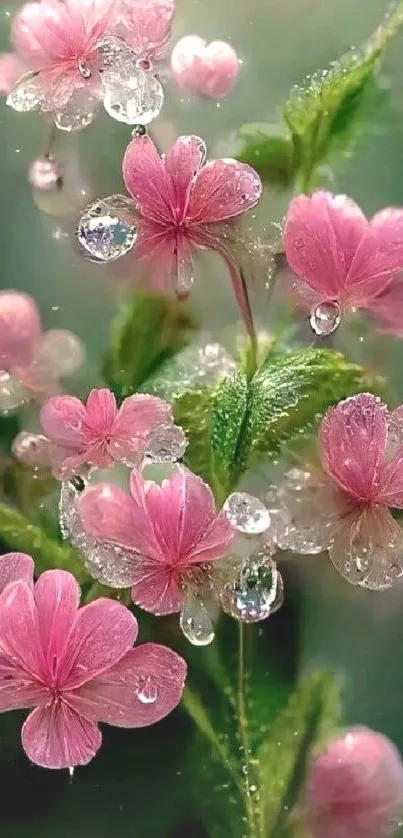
[12,431,51,469]
[145,423,187,464]
[6,70,42,112]
[221,553,283,623]
[102,71,164,125]
[135,674,158,704]
[310,300,341,336]
[180,590,215,646]
[223,492,271,535]
[68,766,74,780]
[0,371,29,413]
[28,156,62,192]
[76,197,137,262]
[78,59,92,79]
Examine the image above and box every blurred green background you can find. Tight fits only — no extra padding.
[1,0,403,835]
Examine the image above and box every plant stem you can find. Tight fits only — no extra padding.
[238,622,260,837]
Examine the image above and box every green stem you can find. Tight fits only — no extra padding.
[182,685,242,792]
[237,622,260,837]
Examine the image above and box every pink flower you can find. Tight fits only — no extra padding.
[115,0,174,61]
[0,554,186,769]
[283,191,403,334]
[0,291,84,413]
[171,36,240,99]
[40,387,182,477]
[266,393,403,589]
[79,467,235,616]
[305,728,403,838]
[121,133,262,339]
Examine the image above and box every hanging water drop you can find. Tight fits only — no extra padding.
[221,552,283,623]
[102,71,164,125]
[76,197,137,262]
[12,431,51,469]
[0,371,29,413]
[223,492,271,535]
[135,674,158,704]
[28,156,62,192]
[310,300,340,337]
[145,423,187,464]
[180,590,215,646]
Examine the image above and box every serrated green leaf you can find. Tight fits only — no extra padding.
[211,370,249,502]
[284,0,403,188]
[234,124,295,185]
[103,292,196,397]
[173,388,216,487]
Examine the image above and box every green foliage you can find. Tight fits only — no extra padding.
[233,124,295,186]
[103,292,196,397]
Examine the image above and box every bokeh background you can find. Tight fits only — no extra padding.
[1,0,403,835]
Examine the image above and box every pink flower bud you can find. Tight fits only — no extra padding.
[171,35,240,99]
[305,728,403,838]
[0,291,41,369]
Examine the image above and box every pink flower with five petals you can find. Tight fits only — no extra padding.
[79,467,235,615]
[40,387,180,477]
[121,133,262,339]
[0,553,186,769]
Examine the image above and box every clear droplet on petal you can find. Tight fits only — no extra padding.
[6,70,43,112]
[97,35,136,72]
[266,469,339,554]
[76,196,138,262]
[0,371,30,413]
[38,330,85,376]
[135,674,158,704]
[329,521,403,591]
[12,431,51,469]
[180,590,215,646]
[144,423,187,464]
[223,492,271,535]
[102,70,164,125]
[221,550,283,623]
[53,88,100,132]
[310,300,341,337]
[28,156,62,192]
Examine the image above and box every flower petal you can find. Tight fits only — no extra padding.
[83,388,118,435]
[34,570,80,674]
[0,53,27,94]
[21,703,102,769]
[40,395,86,448]
[186,513,235,564]
[119,0,174,60]
[0,652,48,712]
[58,598,138,689]
[329,506,403,590]
[284,191,368,301]
[66,643,186,727]
[164,136,206,221]
[79,482,162,559]
[0,291,41,369]
[0,552,34,595]
[187,158,261,223]
[346,208,403,304]
[130,563,182,615]
[122,134,173,225]
[0,581,46,681]
[134,221,177,292]
[367,274,403,337]
[319,394,388,502]
[113,393,172,438]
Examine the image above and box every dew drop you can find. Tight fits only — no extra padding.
[0,371,29,413]
[12,431,51,469]
[180,590,215,646]
[221,553,283,623]
[310,300,341,337]
[76,198,137,262]
[144,423,187,464]
[135,674,158,704]
[102,71,164,125]
[223,492,271,535]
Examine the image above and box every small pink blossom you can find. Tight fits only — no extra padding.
[171,36,240,99]
[0,554,186,769]
[284,191,403,328]
[121,133,261,338]
[0,291,84,411]
[79,467,235,615]
[40,387,181,477]
[305,728,403,838]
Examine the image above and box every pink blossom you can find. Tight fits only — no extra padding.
[0,554,186,769]
[283,191,403,328]
[115,0,174,61]
[40,387,180,477]
[0,53,26,94]
[305,728,403,838]
[121,133,262,339]
[0,291,84,411]
[79,467,235,615]
[171,36,240,99]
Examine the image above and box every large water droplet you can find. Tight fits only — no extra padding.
[53,88,99,132]
[180,591,215,646]
[135,674,158,704]
[102,71,164,125]
[221,552,283,623]
[12,431,51,469]
[77,196,137,262]
[223,492,271,535]
[28,156,62,192]
[145,423,187,464]
[0,371,29,413]
[310,300,341,337]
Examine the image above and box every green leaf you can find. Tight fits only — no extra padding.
[233,124,295,185]
[284,0,403,189]
[211,370,249,503]
[103,292,196,397]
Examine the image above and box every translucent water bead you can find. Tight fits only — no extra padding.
[221,548,283,622]
[135,674,158,704]
[0,372,29,413]
[329,524,403,591]
[223,492,271,535]
[179,589,215,646]
[76,195,137,262]
[98,36,164,125]
[12,432,51,469]
[144,424,187,464]
[310,301,341,337]
[265,468,339,554]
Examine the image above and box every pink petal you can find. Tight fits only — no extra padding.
[187,159,262,224]
[0,552,34,595]
[319,394,388,502]
[164,136,207,221]
[376,445,403,508]
[367,274,403,336]
[83,388,118,436]
[113,393,173,438]
[0,53,27,94]
[0,652,48,712]
[40,395,86,448]
[58,598,138,689]
[134,221,177,292]
[66,643,186,726]
[0,291,42,369]
[0,581,46,682]
[346,208,403,304]
[284,191,368,302]
[197,40,240,99]
[79,482,162,559]
[122,134,173,225]
[120,0,174,60]
[130,562,182,614]
[21,702,102,769]
[187,512,235,564]
[329,506,403,590]
[34,570,80,676]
